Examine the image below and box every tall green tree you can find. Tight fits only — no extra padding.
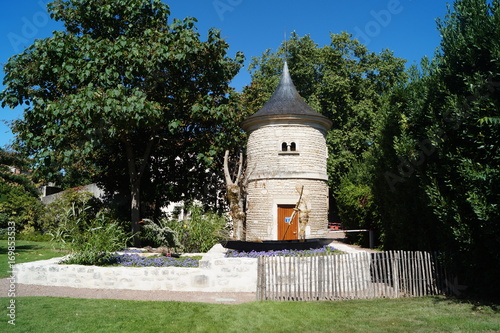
[374,0,500,296]
[1,0,244,244]
[429,0,499,295]
[370,59,445,250]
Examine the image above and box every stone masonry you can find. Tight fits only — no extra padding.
[241,62,332,241]
[13,244,258,293]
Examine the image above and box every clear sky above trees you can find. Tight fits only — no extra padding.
[0,0,447,147]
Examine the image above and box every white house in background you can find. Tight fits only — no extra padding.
[40,183,106,205]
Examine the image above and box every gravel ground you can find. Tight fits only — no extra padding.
[1,278,256,304]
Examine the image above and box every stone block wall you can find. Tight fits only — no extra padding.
[13,245,258,292]
[246,124,328,181]
[246,178,329,241]
[244,121,330,241]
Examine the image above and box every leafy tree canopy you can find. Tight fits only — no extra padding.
[1,0,244,242]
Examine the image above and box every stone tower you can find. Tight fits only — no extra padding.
[241,62,332,241]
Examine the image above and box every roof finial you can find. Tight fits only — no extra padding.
[284,28,288,62]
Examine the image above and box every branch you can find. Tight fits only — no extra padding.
[235,151,243,183]
[223,150,234,186]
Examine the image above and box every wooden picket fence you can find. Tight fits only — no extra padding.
[257,251,453,301]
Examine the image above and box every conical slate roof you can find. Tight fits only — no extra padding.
[242,62,332,131]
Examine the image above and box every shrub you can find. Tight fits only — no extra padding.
[44,189,129,265]
[0,149,44,233]
[40,189,96,235]
[0,181,45,233]
[138,218,181,249]
[168,204,229,253]
[62,209,129,265]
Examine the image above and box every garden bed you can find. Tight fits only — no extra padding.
[110,252,201,267]
[221,238,334,252]
[13,244,258,292]
[225,245,337,258]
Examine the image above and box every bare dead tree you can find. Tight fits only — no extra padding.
[223,150,246,240]
[297,188,311,241]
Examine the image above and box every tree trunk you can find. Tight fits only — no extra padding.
[224,150,246,240]
[130,179,142,247]
[124,139,154,247]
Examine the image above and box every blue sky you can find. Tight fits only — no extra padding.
[0,0,450,148]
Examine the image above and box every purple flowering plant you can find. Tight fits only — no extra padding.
[108,253,200,267]
[225,245,337,258]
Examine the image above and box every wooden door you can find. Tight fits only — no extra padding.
[277,205,298,240]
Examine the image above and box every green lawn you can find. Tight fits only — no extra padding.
[0,240,66,278]
[1,241,499,332]
[0,296,498,332]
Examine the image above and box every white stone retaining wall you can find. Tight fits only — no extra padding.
[13,243,370,293]
[13,245,258,292]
